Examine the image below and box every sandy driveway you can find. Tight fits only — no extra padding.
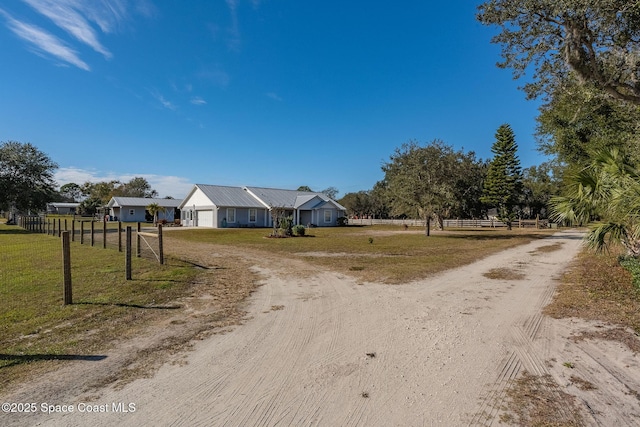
[4,230,639,426]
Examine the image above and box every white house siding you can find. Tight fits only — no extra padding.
[180,188,217,227]
[189,188,216,206]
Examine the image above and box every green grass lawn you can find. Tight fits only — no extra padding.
[0,222,200,389]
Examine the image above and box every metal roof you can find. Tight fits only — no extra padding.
[47,202,80,208]
[244,186,322,209]
[108,197,182,208]
[180,184,347,211]
[293,194,321,209]
[196,184,266,208]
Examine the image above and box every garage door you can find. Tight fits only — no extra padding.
[196,210,214,227]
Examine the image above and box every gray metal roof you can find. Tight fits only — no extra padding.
[180,184,347,211]
[47,202,80,208]
[108,197,182,208]
[294,194,321,209]
[245,186,346,210]
[196,184,266,208]
[245,186,318,209]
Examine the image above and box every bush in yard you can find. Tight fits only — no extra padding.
[337,216,348,226]
[277,215,294,237]
[619,256,640,290]
[293,224,306,236]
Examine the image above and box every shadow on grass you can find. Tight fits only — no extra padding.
[0,228,31,235]
[74,301,182,310]
[0,353,107,368]
[174,259,218,270]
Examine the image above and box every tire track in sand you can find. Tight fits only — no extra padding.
[467,231,585,426]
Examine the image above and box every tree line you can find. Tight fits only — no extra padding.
[476,0,640,255]
[339,127,561,233]
[59,178,163,216]
[0,141,162,217]
[339,1,640,253]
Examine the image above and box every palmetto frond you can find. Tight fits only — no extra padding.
[584,222,629,254]
[549,148,640,256]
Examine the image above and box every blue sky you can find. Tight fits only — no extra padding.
[0,1,547,199]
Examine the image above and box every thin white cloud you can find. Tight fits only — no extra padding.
[55,167,194,199]
[82,0,128,32]
[2,1,150,69]
[197,67,231,88]
[1,10,90,70]
[150,89,177,110]
[134,1,157,20]
[22,0,114,58]
[55,167,113,184]
[266,92,282,101]
[225,0,241,51]
[119,173,194,198]
[190,96,207,105]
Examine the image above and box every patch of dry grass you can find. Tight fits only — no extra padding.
[499,371,584,426]
[167,226,554,284]
[569,375,597,391]
[483,268,526,280]
[544,250,640,336]
[530,242,564,254]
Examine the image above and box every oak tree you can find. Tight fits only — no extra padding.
[382,140,483,235]
[477,0,640,104]
[0,141,58,214]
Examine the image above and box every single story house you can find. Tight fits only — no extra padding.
[178,184,347,228]
[107,197,182,223]
[46,202,80,215]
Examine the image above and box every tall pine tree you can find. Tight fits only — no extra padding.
[481,124,522,230]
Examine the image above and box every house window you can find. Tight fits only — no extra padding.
[227,208,236,223]
[324,209,332,223]
[129,209,135,216]
[249,208,257,223]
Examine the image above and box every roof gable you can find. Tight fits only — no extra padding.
[294,195,323,209]
[245,186,322,208]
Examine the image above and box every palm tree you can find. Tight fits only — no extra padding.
[549,148,640,256]
[146,203,166,225]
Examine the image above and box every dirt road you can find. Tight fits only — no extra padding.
[4,230,639,426]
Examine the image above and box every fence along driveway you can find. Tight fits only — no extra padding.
[349,218,551,228]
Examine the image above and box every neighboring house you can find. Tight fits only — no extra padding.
[46,202,80,215]
[178,184,346,228]
[107,197,182,222]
